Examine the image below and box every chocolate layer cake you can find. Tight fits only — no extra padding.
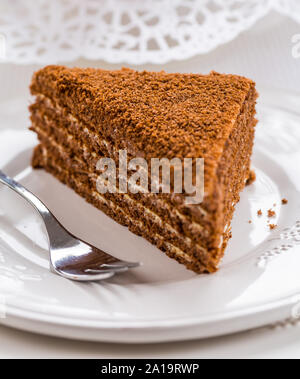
[29,66,258,274]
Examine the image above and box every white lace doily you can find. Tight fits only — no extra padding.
[0,0,299,65]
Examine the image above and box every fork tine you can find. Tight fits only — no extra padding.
[85,261,141,274]
[100,261,142,269]
[85,266,129,274]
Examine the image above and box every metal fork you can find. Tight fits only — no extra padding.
[0,170,141,281]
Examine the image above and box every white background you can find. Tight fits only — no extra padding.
[0,11,299,359]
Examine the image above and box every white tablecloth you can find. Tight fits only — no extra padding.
[0,12,299,359]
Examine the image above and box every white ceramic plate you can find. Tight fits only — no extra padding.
[0,88,300,343]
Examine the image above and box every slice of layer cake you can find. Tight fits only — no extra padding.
[29,66,258,274]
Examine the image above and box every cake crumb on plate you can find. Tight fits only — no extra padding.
[269,224,277,230]
[268,209,276,218]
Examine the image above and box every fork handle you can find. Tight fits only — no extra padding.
[0,170,71,243]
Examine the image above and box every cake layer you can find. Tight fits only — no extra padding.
[30,66,258,273]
